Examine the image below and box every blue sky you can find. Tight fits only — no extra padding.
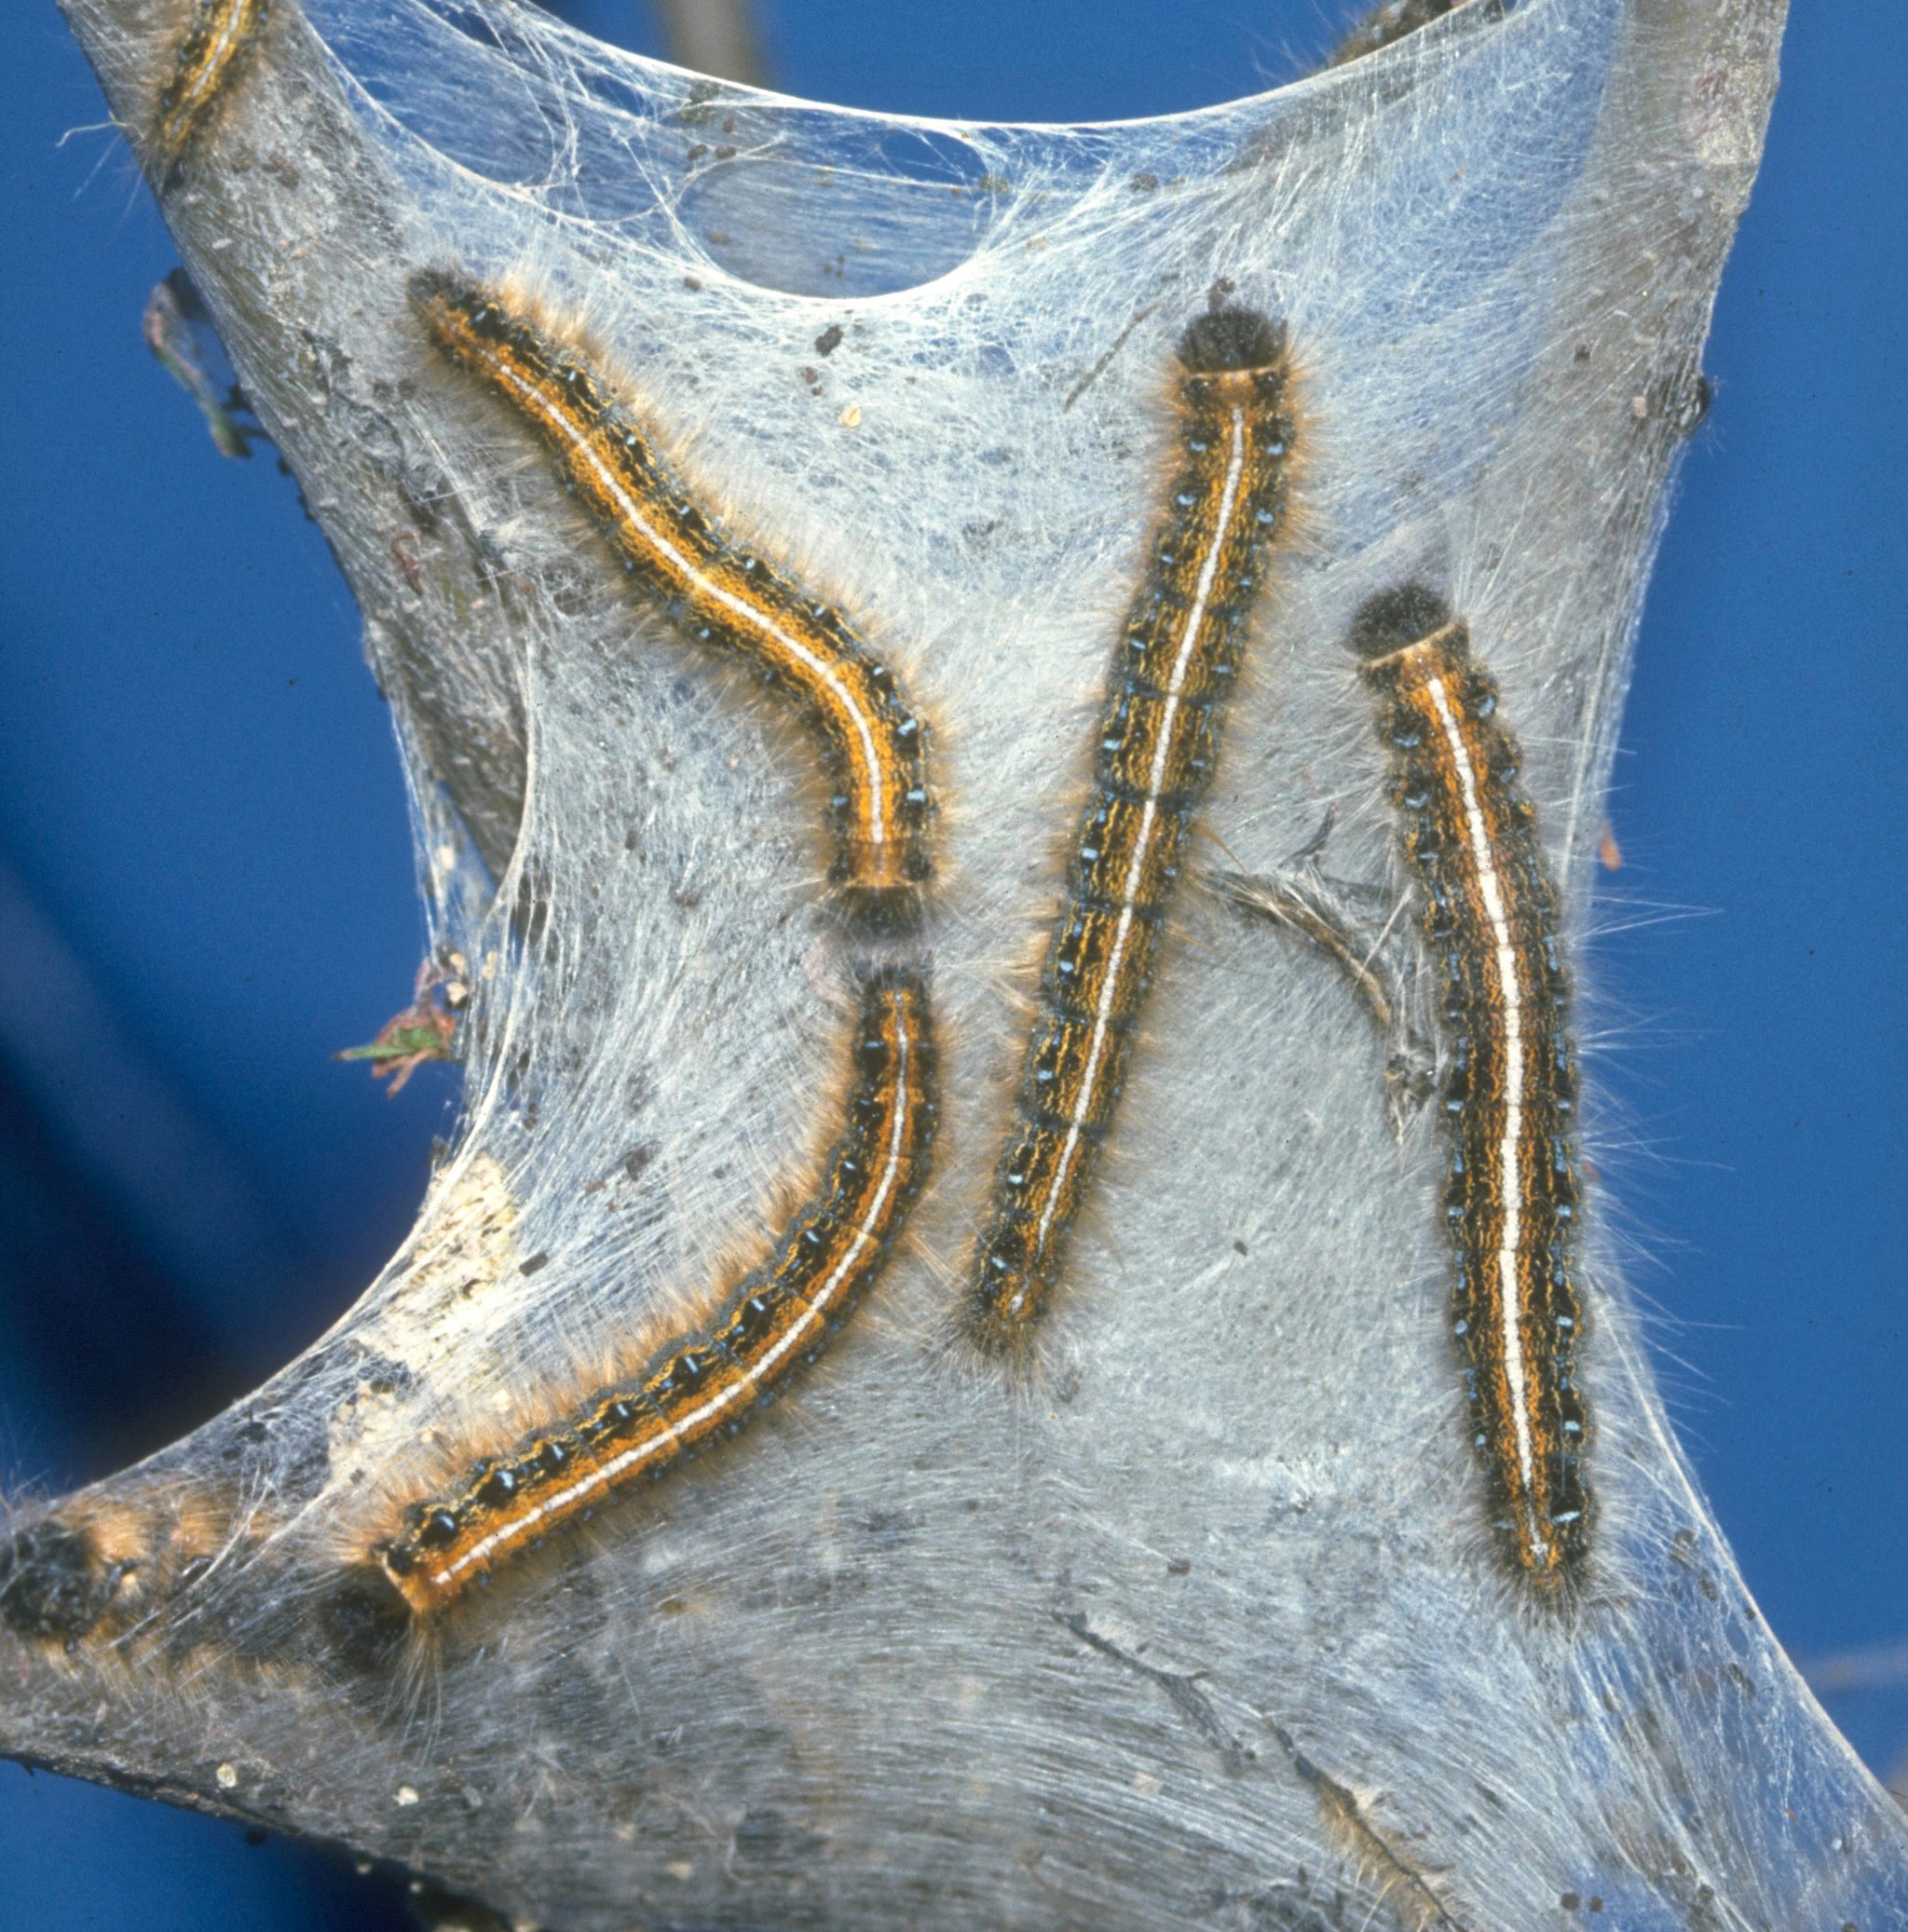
[1,3,1900,1924]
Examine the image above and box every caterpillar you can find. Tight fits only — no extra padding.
[1329,0,1480,68]
[375,967,937,1615]
[148,0,268,182]
[966,306,1297,1357]
[1347,584,1589,1587]
[413,273,933,921]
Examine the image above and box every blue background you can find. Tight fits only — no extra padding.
[2,2,1901,1924]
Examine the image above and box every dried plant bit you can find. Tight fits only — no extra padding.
[1206,863,1436,1136]
[1349,584,1590,1589]
[412,273,934,915]
[1210,865,1402,1035]
[146,0,269,183]
[966,304,1297,1359]
[374,967,937,1614]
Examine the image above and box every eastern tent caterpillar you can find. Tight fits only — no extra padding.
[148,0,267,182]
[0,1489,246,1648]
[413,273,934,918]
[1329,0,1489,68]
[965,307,1296,1357]
[375,968,937,1614]
[1347,585,1589,1587]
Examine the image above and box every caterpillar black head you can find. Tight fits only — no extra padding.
[1177,306,1288,374]
[0,1519,111,1642]
[1347,583,1457,660]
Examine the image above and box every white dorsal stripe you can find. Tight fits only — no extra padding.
[1027,403,1251,1271]
[1422,672,1547,1558]
[176,6,252,122]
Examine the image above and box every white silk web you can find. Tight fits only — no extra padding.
[19,0,1908,1926]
